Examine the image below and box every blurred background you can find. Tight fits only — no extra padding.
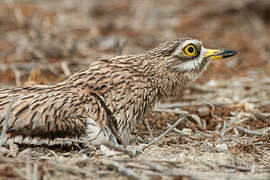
[1,1,270,179]
[0,0,269,87]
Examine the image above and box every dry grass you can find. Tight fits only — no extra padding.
[0,0,270,179]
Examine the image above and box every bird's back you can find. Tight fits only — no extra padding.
[0,84,113,146]
[0,56,153,146]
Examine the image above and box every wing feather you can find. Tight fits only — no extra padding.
[0,85,109,145]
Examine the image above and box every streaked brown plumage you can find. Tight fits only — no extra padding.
[0,37,237,146]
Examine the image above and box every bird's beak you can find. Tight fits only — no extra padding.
[204,49,237,60]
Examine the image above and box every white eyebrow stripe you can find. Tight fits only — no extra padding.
[172,39,201,56]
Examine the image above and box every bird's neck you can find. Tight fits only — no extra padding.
[144,60,198,99]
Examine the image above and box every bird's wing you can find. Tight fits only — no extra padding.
[0,86,115,146]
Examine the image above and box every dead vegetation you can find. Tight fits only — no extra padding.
[0,0,270,179]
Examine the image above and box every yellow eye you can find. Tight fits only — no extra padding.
[183,44,196,56]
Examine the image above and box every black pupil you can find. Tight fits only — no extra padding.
[188,46,194,53]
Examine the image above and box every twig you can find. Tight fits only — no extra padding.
[102,143,139,157]
[154,107,189,114]
[220,120,227,138]
[252,111,270,121]
[258,127,270,134]
[142,116,187,150]
[0,96,15,148]
[251,164,256,174]
[14,70,21,86]
[203,101,215,117]
[48,161,95,177]
[156,102,229,109]
[189,114,203,129]
[167,123,188,136]
[143,160,193,178]
[33,162,39,180]
[236,126,266,136]
[5,0,25,25]
[61,61,72,76]
[62,138,89,144]
[221,127,234,138]
[102,160,142,180]
[256,101,270,108]
[233,127,240,136]
[219,164,270,173]
[201,160,218,170]
[117,39,126,56]
[144,118,153,139]
[26,150,32,180]
[114,158,182,164]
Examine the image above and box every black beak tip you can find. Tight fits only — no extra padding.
[222,49,237,58]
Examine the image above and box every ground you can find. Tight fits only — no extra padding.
[0,0,270,179]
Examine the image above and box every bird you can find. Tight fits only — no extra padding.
[0,37,237,146]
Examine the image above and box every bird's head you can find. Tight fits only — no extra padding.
[150,37,237,77]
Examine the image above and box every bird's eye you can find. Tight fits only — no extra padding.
[183,44,196,56]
